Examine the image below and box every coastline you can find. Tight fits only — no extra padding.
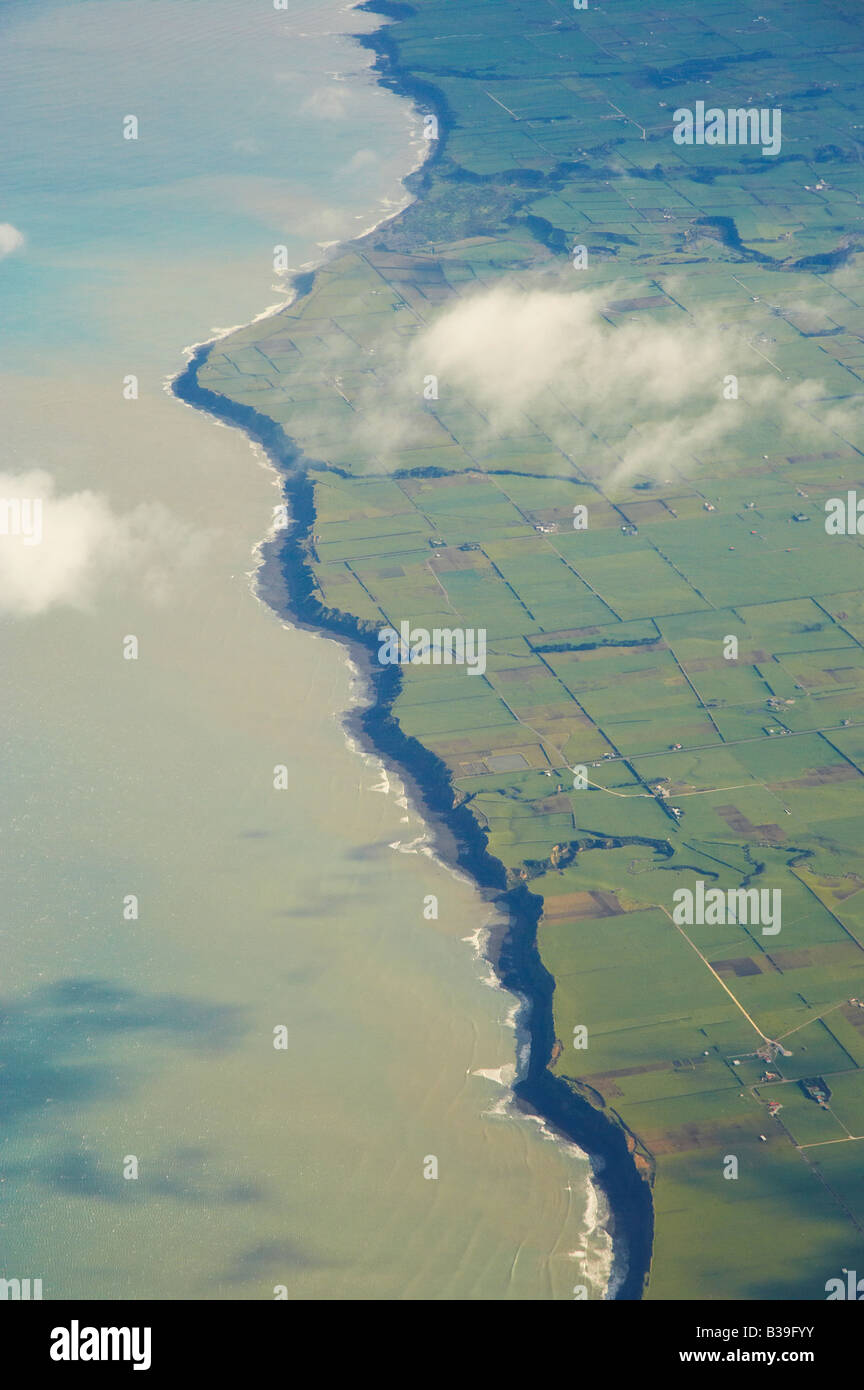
[172,0,655,1300]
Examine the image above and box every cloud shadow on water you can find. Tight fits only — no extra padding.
[24,1144,267,1208]
[214,1239,333,1287]
[0,976,247,1126]
[0,979,262,1212]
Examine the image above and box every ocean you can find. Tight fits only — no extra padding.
[0,0,612,1299]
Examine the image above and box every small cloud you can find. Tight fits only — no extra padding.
[343,149,378,173]
[301,87,350,120]
[0,223,25,257]
[0,470,210,617]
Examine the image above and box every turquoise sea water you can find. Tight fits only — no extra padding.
[0,0,613,1299]
[0,0,422,368]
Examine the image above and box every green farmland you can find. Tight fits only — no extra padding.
[202,0,864,1298]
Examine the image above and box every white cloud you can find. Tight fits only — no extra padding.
[0,470,209,617]
[336,279,843,484]
[0,223,25,257]
[343,149,379,172]
[301,86,350,120]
